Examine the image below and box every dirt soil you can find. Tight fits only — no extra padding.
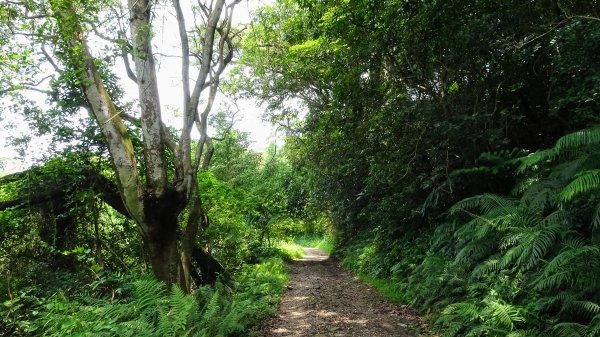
[261,248,429,337]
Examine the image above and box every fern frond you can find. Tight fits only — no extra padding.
[549,156,589,181]
[442,302,481,321]
[449,194,517,216]
[504,245,529,271]
[562,237,587,250]
[535,241,600,291]
[119,319,153,334]
[198,283,225,336]
[465,324,509,337]
[497,216,562,272]
[440,323,463,337]
[590,314,600,335]
[156,285,195,337]
[500,231,524,249]
[513,176,540,195]
[507,329,548,337]
[560,169,600,202]
[217,299,245,336]
[471,258,501,277]
[553,322,589,337]
[565,300,600,318]
[519,148,559,172]
[519,180,560,210]
[455,240,495,265]
[486,298,524,330]
[541,209,568,229]
[555,127,600,151]
[535,291,573,312]
[523,224,562,270]
[133,278,166,311]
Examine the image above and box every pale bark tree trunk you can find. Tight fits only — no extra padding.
[128,0,167,198]
[49,0,240,290]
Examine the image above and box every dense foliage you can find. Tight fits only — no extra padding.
[3,257,287,337]
[4,0,600,336]
[0,127,304,336]
[237,0,600,335]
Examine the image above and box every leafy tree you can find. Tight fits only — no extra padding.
[1,0,244,289]
[238,0,600,243]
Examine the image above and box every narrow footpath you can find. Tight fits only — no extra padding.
[262,248,428,337]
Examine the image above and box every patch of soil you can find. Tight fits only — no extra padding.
[262,248,429,337]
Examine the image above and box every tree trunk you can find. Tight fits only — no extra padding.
[142,188,187,287]
[147,233,181,287]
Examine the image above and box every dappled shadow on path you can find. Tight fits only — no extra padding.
[262,248,427,337]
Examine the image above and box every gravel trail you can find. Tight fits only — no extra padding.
[262,248,428,337]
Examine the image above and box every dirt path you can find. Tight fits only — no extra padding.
[262,248,428,337]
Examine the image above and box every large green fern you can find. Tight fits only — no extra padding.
[34,257,287,337]
[560,169,600,202]
[555,127,600,151]
[425,126,600,336]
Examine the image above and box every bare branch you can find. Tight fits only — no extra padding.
[188,0,226,114]
[176,0,226,196]
[226,0,243,9]
[0,168,130,218]
[201,138,214,170]
[41,42,60,72]
[197,1,210,17]
[212,98,240,142]
[193,82,218,171]
[91,22,119,43]
[570,15,600,22]
[173,0,191,108]
[0,75,53,96]
[557,1,600,22]
[107,27,138,84]
[121,50,138,83]
[8,31,53,40]
[120,112,177,153]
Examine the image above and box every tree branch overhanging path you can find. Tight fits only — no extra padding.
[2,0,242,290]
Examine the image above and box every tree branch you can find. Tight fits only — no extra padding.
[120,112,177,153]
[128,0,168,197]
[0,169,129,217]
[177,0,226,196]
[52,4,145,227]
[41,42,60,72]
[193,82,218,171]
[117,32,138,83]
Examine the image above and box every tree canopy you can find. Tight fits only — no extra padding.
[233,0,600,335]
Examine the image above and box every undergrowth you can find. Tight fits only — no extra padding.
[274,234,337,261]
[275,241,305,260]
[2,257,288,337]
[293,234,336,254]
[339,127,600,336]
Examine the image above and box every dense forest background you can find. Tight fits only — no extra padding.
[237,0,600,336]
[2,0,600,336]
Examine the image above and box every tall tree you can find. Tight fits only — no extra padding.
[1,0,242,289]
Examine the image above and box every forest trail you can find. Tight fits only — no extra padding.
[262,248,428,337]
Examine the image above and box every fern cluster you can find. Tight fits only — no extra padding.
[343,127,600,336]
[19,257,287,337]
